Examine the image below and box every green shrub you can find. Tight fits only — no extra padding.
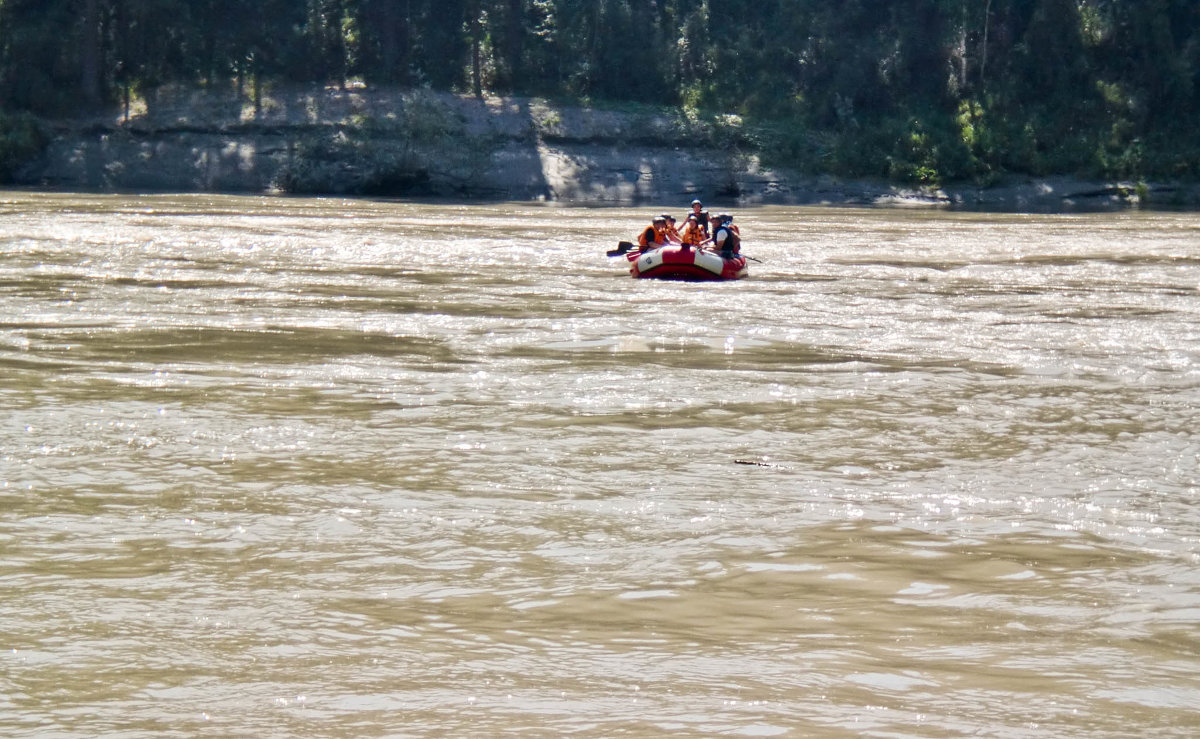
[273,94,493,195]
[0,111,48,182]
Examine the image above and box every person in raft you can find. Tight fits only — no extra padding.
[688,199,709,234]
[678,213,706,247]
[711,213,741,258]
[660,214,682,243]
[638,216,670,249]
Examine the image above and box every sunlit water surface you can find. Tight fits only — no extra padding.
[2,192,1199,737]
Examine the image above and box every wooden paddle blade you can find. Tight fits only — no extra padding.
[606,241,636,257]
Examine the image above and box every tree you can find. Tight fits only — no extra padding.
[1,0,1197,181]
[357,0,413,84]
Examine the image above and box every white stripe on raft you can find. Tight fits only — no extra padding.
[628,244,748,281]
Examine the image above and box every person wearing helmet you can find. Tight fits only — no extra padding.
[638,216,669,249]
[690,200,709,235]
[712,213,740,258]
[660,213,681,243]
[678,213,705,247]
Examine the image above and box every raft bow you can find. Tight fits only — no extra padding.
[625,243,747,281]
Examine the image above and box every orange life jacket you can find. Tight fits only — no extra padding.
[638,225,665,248]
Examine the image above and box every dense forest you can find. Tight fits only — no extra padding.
[2,0,1198,184]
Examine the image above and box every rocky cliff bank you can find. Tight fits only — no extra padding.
[14,86,1198,210]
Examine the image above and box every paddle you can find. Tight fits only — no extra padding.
[606,241,636,257]
[705,235,762,263]
[607,239,762,264]
[707,245,763,263]
[735,458,792,469]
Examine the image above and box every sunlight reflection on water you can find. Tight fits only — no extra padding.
[1,192,1199,737]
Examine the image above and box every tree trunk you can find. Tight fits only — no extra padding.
[980,0,992,84]
[505,0,522,89]
[376,0,411,83]
[468,0,483,97]
[81,0,102,108]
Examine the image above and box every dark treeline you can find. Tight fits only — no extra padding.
[2,0,1199,183]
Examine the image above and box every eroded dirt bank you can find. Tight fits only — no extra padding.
[14,86,1197,210]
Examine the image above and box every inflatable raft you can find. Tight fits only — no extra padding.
[624,243,748,281]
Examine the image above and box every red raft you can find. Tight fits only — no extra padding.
[625,243,748,281]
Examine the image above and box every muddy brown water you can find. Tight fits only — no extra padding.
[2,191,1199,737]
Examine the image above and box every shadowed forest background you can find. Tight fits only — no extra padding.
[1,0,1198,186]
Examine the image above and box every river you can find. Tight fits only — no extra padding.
[2,191,1199,737]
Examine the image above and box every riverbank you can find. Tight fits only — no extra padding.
[12,85,1200,210]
